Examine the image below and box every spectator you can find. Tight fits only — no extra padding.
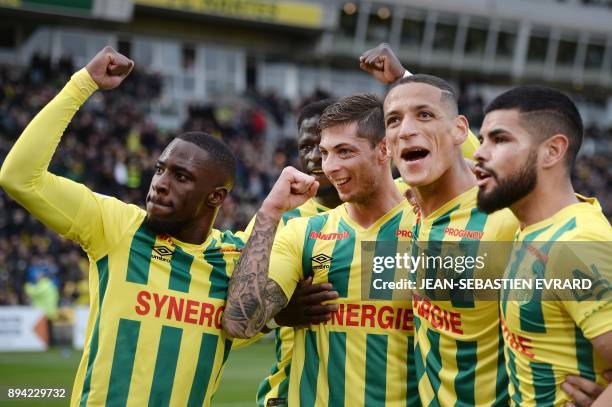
[24,271,59,344]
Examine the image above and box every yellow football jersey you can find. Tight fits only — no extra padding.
[501,196,612,406]
[257,184,412,406]
[462,129,480,160]
[244,198,330,236]
[70,202,247,407]
[394,177,409,196]
[0,68,248,407]
[410,186,519,406]
[254,198,331,407]
[268,200,418,406]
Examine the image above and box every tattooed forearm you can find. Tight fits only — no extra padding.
[223,210,288,338]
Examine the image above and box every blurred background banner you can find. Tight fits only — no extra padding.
[133,0,325,29]
[0,0,610,404]
[0,307,48,351]
[72,305,88,350]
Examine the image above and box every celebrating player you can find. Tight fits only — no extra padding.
[224,94,420,405]
[475,86,612,406]
[383,73,518,406]
[251,98,343,407]
[0,46,247,407]
[358,42,519,405]
[253,95,472,406]
[360,42,481,162]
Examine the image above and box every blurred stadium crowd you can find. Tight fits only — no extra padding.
[0,55,610,309]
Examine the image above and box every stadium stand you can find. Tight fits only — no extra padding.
[0,54,610,310]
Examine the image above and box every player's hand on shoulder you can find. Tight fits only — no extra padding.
[359,43,406,84]
[261,166,318,219]
[86,46,134,90]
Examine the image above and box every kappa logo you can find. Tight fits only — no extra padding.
[311,253,332,270]
[152,245,173,263]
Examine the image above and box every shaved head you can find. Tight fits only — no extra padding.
[388,74,458,115]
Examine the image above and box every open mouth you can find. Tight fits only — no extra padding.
[473,167,493,186]
[310,168,324,175]
[400,147,430,162]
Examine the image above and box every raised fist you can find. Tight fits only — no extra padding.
[359,43,406,84]
[261,166,318,219]
[85,46,134,90]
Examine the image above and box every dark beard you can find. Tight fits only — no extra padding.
[477,150,537,214]
[143,215,189,236]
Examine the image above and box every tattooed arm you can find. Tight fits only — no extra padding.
[223,167,318,338]
[224,211,287,338]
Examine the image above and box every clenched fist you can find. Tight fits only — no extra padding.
[261,166,319,219]
[85,46,134,90]
[359,43,406,84]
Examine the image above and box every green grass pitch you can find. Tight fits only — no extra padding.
[0,340,275,406]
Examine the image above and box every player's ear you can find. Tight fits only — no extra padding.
[378,137,391,162]
[384,137,393,158]
[453,115,469,146]
[540,134,569,169]
[206,187,229,208]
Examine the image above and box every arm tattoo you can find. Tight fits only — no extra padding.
[223,210,288,338]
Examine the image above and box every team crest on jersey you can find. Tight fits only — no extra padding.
[158,234,176,246]
[311,253,332,270]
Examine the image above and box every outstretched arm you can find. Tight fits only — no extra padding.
[223,167,318,338]
[0,47,133,250]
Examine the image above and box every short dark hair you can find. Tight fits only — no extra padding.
[389,74,458,114]
[484,85,583,171]
[175,131,237,187]
[297,98,337,129]
[318,93,384,146]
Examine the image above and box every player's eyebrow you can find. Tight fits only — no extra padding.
[484,128,508,139]
[160,161,197,177]
[171,163,195,174]
[330,142,352,150]
[385,103,435,118]
[384,107,401,118]
[414,103,437,112]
